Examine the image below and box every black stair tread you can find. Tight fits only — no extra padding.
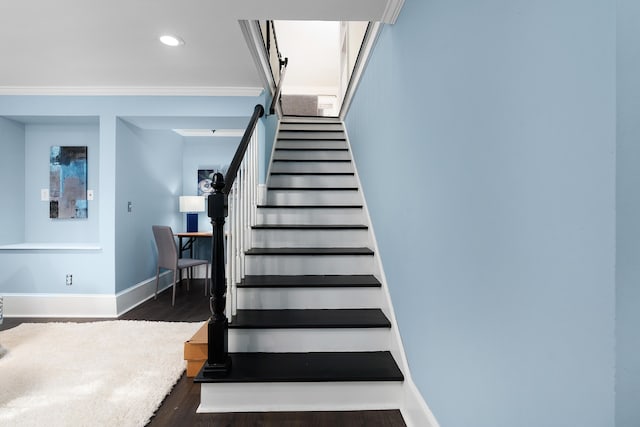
[277,129,344,133]
[230,308,391,329]
[240,275,381,288]
[194,351,403,383]
[268,187,359,191]
[272,158,351,162]
[246,247,374,256]
[269,172,355,176]
[252,224,368,230]
[257,204,363,209]
[275,147,348,151]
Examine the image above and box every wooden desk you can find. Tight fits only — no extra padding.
[174,232,212,259]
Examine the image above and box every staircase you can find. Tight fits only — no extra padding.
[195,117,405,414]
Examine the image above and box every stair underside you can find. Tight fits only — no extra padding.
[194,351,403,383]
[230,308,390,329]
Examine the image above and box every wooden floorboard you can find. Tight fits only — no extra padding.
[1,283,406,427]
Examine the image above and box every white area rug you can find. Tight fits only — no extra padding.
[0,320,201,427]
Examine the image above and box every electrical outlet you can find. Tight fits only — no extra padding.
[66,274,72,286]
[41,188,49,201]
[87,190,94,201]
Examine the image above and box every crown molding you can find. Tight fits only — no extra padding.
[381,0,405,24]
[0,86,264,97]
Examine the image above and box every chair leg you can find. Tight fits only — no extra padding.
[154,267,160,299]
[172,270,177,307]
[187,267,191,292]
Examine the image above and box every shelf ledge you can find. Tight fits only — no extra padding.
[0,243,101,251]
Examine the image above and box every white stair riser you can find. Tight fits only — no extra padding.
[266,190,362,205]
[245,254,375,275]
[281,118,342,124]
[257,208,366,225]
[229,328,391,352]
[279,123,344,132]
[198,382,403,413]
[273,150,351,161]
[271,161,354,173]
[276,140,348,149]
[252,229,370,248]
[237,287,382,309]
[269,174,358,188]
[278,131,345,140]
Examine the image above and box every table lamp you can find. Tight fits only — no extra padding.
[179,196,205,232]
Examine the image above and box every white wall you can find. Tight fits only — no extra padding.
[276,20,341,96]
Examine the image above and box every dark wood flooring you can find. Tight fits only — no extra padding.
[1,281,406,427]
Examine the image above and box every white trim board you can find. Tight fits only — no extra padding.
[2,272,174,318]
[0,86,264,97]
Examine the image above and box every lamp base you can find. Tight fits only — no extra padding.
[186,213,198,232]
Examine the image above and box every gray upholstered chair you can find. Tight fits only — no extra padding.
[152,225,209,306]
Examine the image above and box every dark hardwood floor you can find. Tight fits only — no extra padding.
[1,281,406,427]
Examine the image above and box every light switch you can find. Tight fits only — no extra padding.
[87,190,94,201]
[40,189,49,201]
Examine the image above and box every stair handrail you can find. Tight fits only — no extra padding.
[201,103,264,377]
[265,20,288,116]
[269,57,288,115]
[224,104,264,193]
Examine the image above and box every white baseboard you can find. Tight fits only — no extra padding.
[1,272,174,318]
[401,379,440,427]
[115,271,173,316]
[2,293,118,318]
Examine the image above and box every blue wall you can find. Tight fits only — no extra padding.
[616,0,640,426]
[0,95,263,297]
[115,121,184,293]
[24,120,100,243]
[0,117,25,244]
[346,1,616,426]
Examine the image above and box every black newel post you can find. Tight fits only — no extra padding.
[202,172,232,376]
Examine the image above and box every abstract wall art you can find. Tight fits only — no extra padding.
[49,146,88,219]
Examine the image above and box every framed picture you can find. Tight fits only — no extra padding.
[50,146,88,219]
[198,165,229,196]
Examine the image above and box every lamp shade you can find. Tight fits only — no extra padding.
[179,196,205,213]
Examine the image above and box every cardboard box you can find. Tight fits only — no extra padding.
[184,321,208,377]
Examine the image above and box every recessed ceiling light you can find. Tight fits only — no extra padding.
[159,35,185,47]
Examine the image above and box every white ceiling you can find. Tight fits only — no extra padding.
[0,0,402,96]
